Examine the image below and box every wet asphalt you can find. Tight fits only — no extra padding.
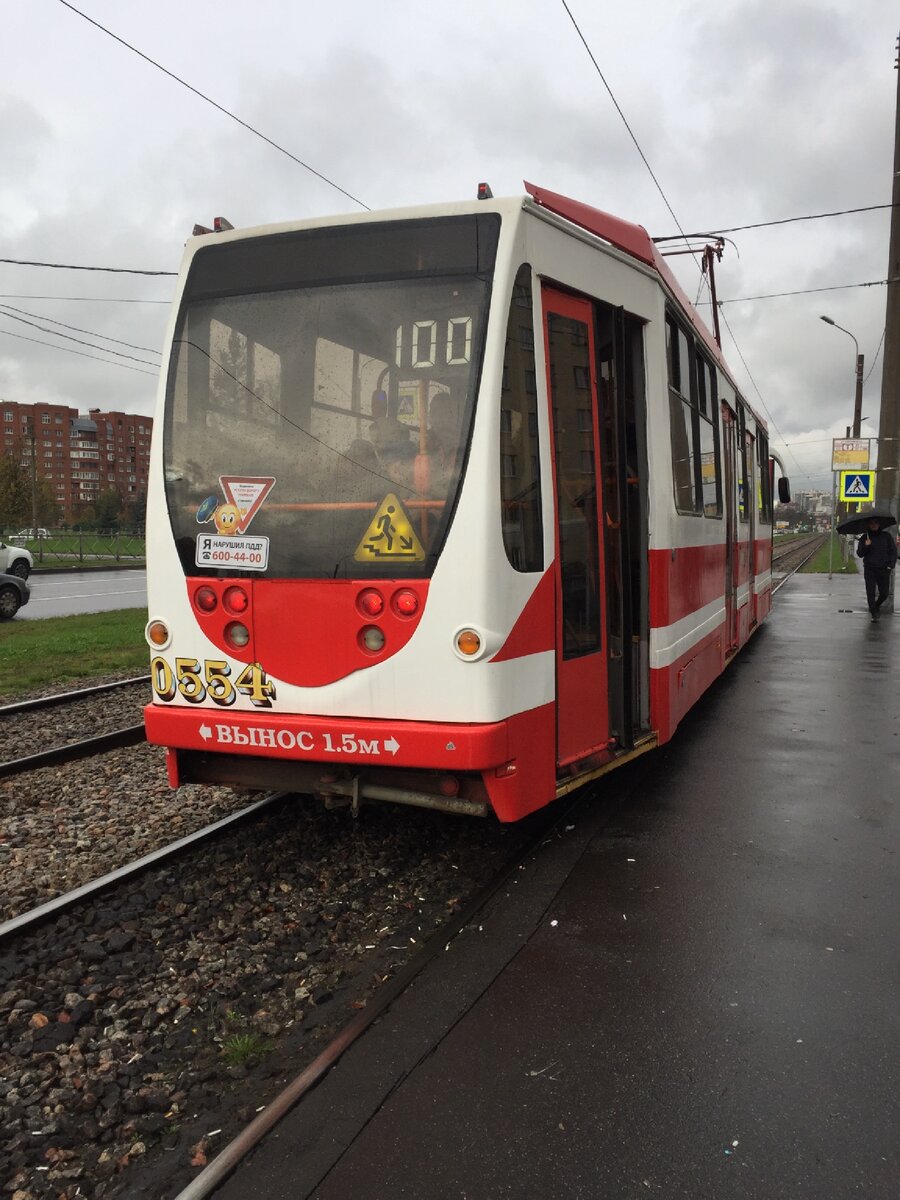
[215,574,899,1200]
[18,569,147,618]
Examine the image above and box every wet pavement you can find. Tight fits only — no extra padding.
[214,574,899,1200]
[19,569,146,618]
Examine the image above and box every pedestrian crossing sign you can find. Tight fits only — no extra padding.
[354,493,426,562]
[839,470,875,502]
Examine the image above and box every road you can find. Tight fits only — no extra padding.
[20,570,147,619]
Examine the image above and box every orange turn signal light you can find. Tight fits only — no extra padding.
[456,629,481,657]
[147,620,170,647]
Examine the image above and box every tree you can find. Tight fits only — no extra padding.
[92,487,124,533]
[0,452,30,529]
[126,489,147,533]
[33,478,61,528]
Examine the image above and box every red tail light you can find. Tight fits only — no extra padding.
[223,585,249,614]
[392,588,419,617]
[195,586,217,612]
[358,588,385,617]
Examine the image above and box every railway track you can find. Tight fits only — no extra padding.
[0,766,532,1200]
[0,675,148,779]
[0,790,285,945]
[771,532,825,568]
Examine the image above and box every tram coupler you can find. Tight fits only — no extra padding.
[316,774,488,818]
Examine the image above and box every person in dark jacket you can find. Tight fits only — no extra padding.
[856,517,898,620]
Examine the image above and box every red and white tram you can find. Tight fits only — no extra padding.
[144,183,785,821]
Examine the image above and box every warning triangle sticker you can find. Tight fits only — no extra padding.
[219,475,276,532]
[354,493,426,562]
[845,475,869,496]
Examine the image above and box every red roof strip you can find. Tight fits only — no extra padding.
[524,181,656,266]
[523,181,753,416]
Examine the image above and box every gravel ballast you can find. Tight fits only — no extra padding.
[0,677,535,1199]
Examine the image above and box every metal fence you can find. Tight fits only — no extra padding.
[1,531,146,566]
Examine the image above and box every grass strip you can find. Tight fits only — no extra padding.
[799,534,858,574]
[0,609,148,698]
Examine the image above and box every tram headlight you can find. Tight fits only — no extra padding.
[225,621,251,649]
[360,625,386,653]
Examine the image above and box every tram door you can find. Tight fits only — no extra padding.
[721,402,739,651]
[542,288,609,766]
[746,429,757,622]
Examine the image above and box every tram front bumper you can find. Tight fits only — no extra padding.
[143,703,511,773]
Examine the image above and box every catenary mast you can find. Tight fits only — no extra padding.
[875,35,900,516]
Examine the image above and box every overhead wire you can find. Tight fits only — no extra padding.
[653,202,896,240]
[704,278,894,305]
[0,309,160,368]
[717,310,810,481]
[0,257,176,276]
[556,0,816,480]
[558,0,701,273]
[864,328,886,382]
[56,0,369,211]
[0,294,170,304]
[0,304,161,355]
[0,328,158,377]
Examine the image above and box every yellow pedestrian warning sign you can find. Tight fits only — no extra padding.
[839,470,875,502]
[354,493,426,562]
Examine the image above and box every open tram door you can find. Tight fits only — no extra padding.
[543,288,609,767]
[542,286,650,773]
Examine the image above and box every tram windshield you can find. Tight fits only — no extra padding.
[163,214,500,579]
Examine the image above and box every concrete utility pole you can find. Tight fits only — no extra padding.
[873,37,900,610]
[876,35,900,515]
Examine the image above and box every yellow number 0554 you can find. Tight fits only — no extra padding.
[151,657,276,708]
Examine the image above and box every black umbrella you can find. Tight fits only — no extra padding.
[836,506,898,535]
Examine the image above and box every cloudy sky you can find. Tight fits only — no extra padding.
[2,0,897,491]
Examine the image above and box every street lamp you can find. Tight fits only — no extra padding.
[820,316,864,436]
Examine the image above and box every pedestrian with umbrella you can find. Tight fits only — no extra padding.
[837,507,898,621]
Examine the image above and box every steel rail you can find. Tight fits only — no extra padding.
[0,674,149,717]
[773,537,826,592]
[0,790,287,944]
[771,533,824,567]
[0,723,146,780]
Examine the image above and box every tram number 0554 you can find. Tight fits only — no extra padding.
[151,656,276,708]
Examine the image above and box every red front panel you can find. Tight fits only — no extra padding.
[185,577,429,688]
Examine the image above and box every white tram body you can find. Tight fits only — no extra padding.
[144,184,776,820]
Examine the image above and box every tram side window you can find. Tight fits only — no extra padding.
[757,429,772,523]
[695,352,721,517]
[737,405,749,522]
[666,315,698,514]
[500,265,543,572]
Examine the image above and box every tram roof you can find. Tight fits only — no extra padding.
[185,185,765,433]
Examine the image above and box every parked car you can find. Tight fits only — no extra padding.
[0,541,33,580]
[16,528,49,538]
[0,572,30,619]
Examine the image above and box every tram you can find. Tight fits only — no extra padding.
[143,183,787,821]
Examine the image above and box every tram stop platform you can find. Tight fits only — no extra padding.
[216,573,899,1200]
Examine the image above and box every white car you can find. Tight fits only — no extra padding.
[0,540,33,579]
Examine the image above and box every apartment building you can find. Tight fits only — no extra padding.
[1,400,152,523]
